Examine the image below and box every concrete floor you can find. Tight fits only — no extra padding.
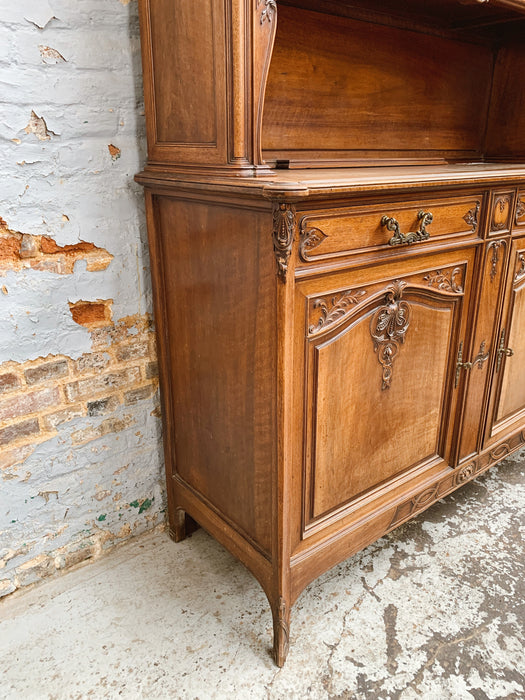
[1,454,524,700]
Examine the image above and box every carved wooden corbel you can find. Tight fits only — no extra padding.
[272,203,296,282]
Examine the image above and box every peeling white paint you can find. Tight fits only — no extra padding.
[0,0,164,595]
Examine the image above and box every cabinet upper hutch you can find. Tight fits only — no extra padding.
[136,0,525,665]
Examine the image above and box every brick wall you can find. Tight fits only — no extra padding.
[0,0,166,597]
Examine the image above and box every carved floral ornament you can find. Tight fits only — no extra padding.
[299,225,328,261]
[272,203,295,282]
[259,0,277,24]
[309,288,367,335]
[489,239,506,282]
[491,195,511,232]
[370,280,410,391]
[423,266,464,293]
[463,201,480,232]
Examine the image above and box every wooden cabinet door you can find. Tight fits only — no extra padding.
[455,237,509,462]
[485,237,525,445]
[292,248,477,541]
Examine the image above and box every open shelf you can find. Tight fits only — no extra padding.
[261,1,525,169]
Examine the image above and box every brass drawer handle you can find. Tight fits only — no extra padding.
[381,210,433,246]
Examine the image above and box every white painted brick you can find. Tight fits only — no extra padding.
[0,0,165,597]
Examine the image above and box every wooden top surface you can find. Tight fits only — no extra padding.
[137,162,525,201]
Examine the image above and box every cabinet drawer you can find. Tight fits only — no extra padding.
[298,194,483,264]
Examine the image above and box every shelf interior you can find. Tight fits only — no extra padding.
[261,1,525,169]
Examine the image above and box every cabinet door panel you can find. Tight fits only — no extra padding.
[311,296,453,518]
[295,250,476,535]
[456,238,508,461]
[489,242,525,436]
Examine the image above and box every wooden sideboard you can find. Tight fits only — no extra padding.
[136,0,525,665]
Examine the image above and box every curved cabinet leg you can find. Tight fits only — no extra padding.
[169,507,188,542]
[272,596,291,667]
[168,508,199,542]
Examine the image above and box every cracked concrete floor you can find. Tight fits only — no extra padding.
[1,453,524,700]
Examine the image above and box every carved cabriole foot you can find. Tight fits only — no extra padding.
[272,596,291,667]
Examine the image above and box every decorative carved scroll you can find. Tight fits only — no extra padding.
[309,289,366,335]
[463,201,480,232]
[259,0,277,23]
[299,224,328,261]
[491,195,511,232]
[389,428,525,531]
[515,252,525,285]
[457,463,475,483]
[423,267,464,293]
[370,280,410,390]
[272,203,296,282]
[488,240,506,282]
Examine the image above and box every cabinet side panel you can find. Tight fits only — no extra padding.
[155,196,276,554]
[149,0,218,145]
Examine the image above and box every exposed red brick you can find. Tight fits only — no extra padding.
[24,111,55,141]
[108,144,121,159]
[24,359,68,385]
[40,237,96,256]
[30,259,65,274]
[65,367,141,402]
[115,340,149,362]
[0,419,40,446]
[0,373,21,394]
[42,405,84,431]
[0,235,21,262]
[19,234,39,259]
[87,395,120,416]
[69,300,113,328]
[0,386,61,422]
[145,361,158,379]
[0,219,112,274]
[0,444,35,471]
[124,384,156,405]
[71,415,134,445]
[73,352,110,374]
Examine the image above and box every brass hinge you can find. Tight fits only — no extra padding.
[496,328,514,372]
[455,340,490,388]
